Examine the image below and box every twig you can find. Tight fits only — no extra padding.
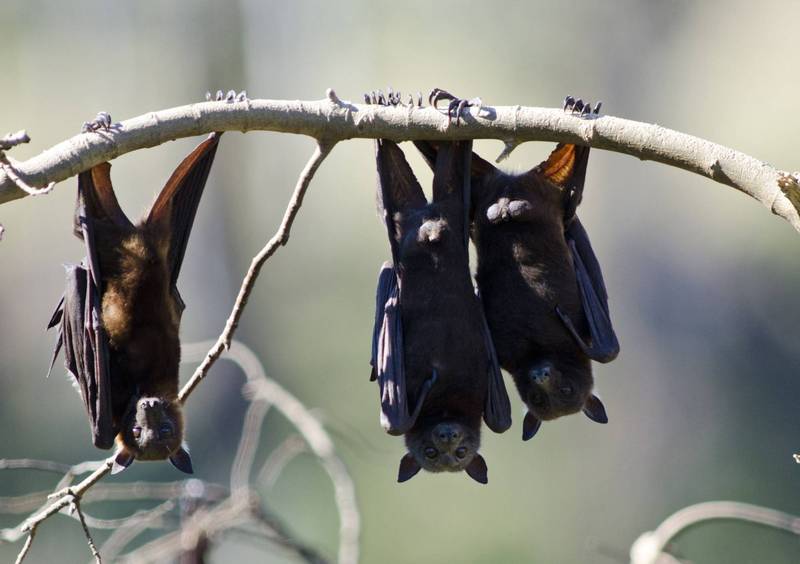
[0,130,31,150]
[0,92,797,232]
[69,497,101,563]
[0,154,54,196]
[98,500,176,562]
[178,141,335,403]
[630,501,800,564]
[258,435,307,489]
[230,399,271,493]
[4,458,113,562]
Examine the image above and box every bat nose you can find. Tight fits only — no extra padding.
[530,364,552,384]
[434,424,462,444]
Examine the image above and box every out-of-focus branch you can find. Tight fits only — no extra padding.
[629,501,800,564]
[1,90,798,232]
[182,340,361,564]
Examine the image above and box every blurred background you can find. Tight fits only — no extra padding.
[1,1,798,562]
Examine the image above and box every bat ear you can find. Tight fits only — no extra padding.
[169,445,194,474]
[583,394,608,424]
[464,454,488,484]
[397,453,422,483]
[111,449,135,475]
[522,412,542,441]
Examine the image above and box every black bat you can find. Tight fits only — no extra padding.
[369,137,511,484]
[414,92,618,441]
[47,132,221,474]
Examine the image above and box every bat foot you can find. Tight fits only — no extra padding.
[428,88,481,126]
[81,112,113,134]
[562,95,602,118]
[205,89,248,103]
[363,87,410,107]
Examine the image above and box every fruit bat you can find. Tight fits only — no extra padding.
[47,132,221,474]
[369,137,512,484]
[414,94,619,441]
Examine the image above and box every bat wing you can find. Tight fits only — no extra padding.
[146,133,222,312]
[559,219,619,362]
[48,162,131,449]
[478,293,512,433]
[539,143,619,363]
[61,264,117,449]
[370,263,434,436]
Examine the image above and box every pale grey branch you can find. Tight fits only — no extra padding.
[1,92,797,232]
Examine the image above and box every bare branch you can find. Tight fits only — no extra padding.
[178,141,335,403]
[630,501,800,564]
[69,497,101,564]
[258,435,307,489]
[1,93,797,231]
[182,340,361,564]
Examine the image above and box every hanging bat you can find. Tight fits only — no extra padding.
[47,131,222,474]
[416,91,619,441]
[369,133,511,484]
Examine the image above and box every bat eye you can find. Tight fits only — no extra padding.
[455,446,468,459]
[159,423,173,438]
[132,426,142,439]
[559,386,574,397]
[424,447,438,459]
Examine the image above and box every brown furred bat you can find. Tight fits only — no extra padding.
[47,132,221,473]
[414,92,619,441]
[369,137,511,484]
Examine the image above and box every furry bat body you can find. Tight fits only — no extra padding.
[370,138,511,484]
[48,133,221,473]
[415,93,619,440]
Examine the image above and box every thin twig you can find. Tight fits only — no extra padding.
[629,501,800,564]
[0,154,54,195]
[178,141,335,403]
[70,497,101,563]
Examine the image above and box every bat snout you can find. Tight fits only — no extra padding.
[529,363,553,385]
[432,423,462,446]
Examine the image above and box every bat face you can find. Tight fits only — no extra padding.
[118,397,184,461]
[514,358,593,423]
[398,420,489,484]
[406,421,480,473]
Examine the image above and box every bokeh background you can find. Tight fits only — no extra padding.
[1,1,798,562]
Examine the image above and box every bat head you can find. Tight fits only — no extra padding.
[398,421,488,484]
[112,397,192,474]
[515,359,608,440]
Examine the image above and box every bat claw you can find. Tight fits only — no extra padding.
[81,112,113,134]
[206,89,249,103]
[429,88,481,125]
[562,94,602,118]
[364,87,409,107]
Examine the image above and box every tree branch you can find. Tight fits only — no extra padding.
[630,501,800,564]
[1,89,798,231]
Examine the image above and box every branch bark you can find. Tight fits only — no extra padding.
[2,90,798,232]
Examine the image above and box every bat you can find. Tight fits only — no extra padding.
[369,136,512,484]
[414,92,619,441]
[47,132,222,474]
